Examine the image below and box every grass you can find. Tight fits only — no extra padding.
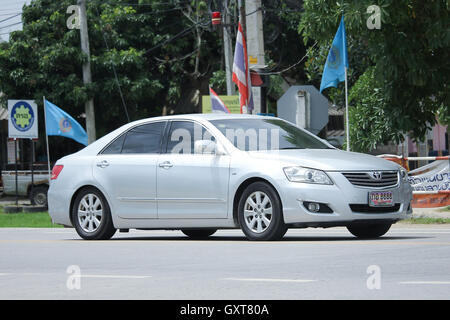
[0,206,62,228]
[401,217,450,224]
[0,204,449,228]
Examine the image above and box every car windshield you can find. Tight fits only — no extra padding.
[210,118,331,151]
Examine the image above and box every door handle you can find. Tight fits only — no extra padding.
[96,160,109,168]
[158,161,173,169]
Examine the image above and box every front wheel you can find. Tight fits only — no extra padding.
[238,182,287,241]
[72,187,116,240]
[347,223,392,239]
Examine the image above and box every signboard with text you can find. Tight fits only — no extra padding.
[8,100,39,139]
[202,95,241,114]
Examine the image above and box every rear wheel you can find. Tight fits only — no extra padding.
[181,229,217,239]
[347,222,392,239]
[238,182,287,241]
[72,187,116,240]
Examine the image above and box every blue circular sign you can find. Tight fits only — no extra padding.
[11,101,35,132]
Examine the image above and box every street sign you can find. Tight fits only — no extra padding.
[8,100,39,139]
[202,95,241,114]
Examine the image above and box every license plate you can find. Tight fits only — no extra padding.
[369,191,394,207]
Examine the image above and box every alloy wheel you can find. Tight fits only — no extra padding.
[78,193,103,233]
[243,191,273,234]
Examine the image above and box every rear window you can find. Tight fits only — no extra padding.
[102,122,165,154]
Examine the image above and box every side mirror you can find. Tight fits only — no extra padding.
[194,140,216,155]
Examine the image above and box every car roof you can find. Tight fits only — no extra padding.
[132,113,270,123]
[71,113,276,157]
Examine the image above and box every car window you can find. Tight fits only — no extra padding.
[102,134,126,154]
[121,122,165,154]
[166,121,215,154]
[210,118,330,151]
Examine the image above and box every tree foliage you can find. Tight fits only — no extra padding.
[299,0,449,149]
[0,0,221,139]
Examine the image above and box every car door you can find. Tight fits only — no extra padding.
[93,121,167,219]
[157,120,230,219]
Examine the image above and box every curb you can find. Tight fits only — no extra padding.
[22,206,48,213]
[3,206,23,214]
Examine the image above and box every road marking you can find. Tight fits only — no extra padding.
[224,277,317,283]
[79,274,151,279]
[0,272,151,279]
[399,281,450,285]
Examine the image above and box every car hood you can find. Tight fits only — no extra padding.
[246,149,400,171]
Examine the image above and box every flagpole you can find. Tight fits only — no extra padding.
[344,67,350,152]
[43,96,51,180]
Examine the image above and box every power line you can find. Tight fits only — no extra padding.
[0,21,22,30]
[257,41,318,75]
[94,4,130,123]
[0,13,21,24]
[144,19,209,55]
[0,12,21,16]
[90,0,192,7]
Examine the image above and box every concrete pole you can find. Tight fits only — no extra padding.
[78,0,96,143]
[223,0,235,95]
[245,0,265,114]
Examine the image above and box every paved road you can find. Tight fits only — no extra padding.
[0,225,449,300]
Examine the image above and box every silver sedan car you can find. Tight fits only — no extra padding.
[48,114,413,241]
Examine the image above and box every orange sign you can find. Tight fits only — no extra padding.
[412,191,450,208]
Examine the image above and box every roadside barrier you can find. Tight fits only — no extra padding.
[377,155,450,208]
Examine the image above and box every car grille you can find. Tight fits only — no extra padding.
[349,204,401,213]
[342,171,399,188]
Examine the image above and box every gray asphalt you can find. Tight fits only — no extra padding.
[0,224,449,300]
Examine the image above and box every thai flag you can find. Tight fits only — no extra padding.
[232,22,253,114]
[209,87,230,113]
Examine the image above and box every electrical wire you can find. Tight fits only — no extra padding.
[257,41,318,75]
[90,0,192,7]
[94,4,131,123]
[0,21,22,30]
[143,19,209,55]
[0,13,21,23]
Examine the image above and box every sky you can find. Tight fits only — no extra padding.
[0,0,31,42]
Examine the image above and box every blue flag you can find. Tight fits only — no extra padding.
[44,99,88,146]
[320,16,349,92]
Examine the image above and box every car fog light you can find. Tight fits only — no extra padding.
[307,202,320,212]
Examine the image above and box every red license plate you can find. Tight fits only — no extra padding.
[369,191,394,207]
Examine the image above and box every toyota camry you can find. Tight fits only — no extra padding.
[48,114,413,240]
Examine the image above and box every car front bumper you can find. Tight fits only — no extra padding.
[278,171,413,226]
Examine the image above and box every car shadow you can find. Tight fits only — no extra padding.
[100,235,431,242]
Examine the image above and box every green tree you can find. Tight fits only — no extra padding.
[299,0,449,149]
[0,0,221,140]
[348,67,404,152]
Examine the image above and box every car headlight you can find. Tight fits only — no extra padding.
[283,167,333,185]
[399,168,408,182]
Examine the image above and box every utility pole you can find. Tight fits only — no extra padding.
[78,0,96,143]
[245,0,266,114]
[222,0,235,95]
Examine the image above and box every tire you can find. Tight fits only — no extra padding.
[181,229,217,239]
[71,187,116,240]
[238,182,287,241]
[347,222,392,239]
[30,185,49,207]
